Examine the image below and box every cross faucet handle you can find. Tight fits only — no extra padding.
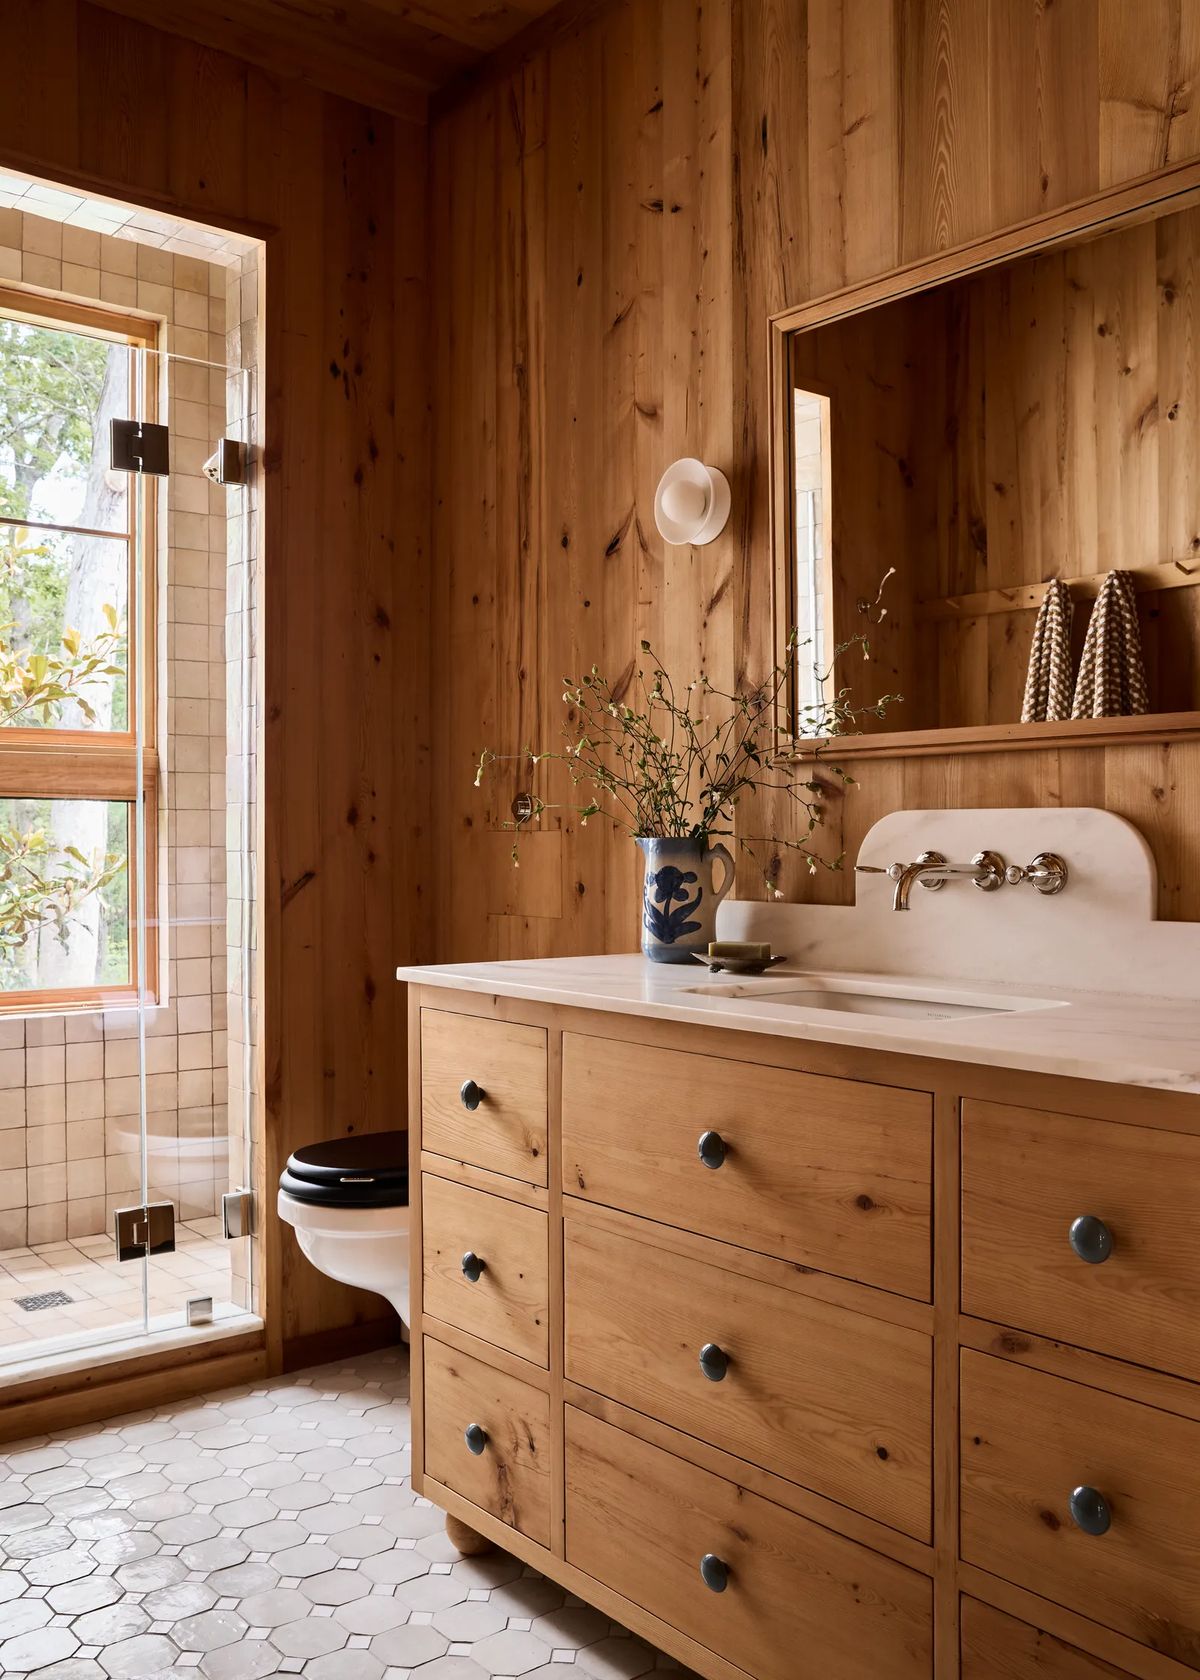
[1005,852,1069,895]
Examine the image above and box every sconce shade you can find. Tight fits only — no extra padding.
[654,457,731,546]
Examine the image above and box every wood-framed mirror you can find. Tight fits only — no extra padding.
[770,159,1200,758]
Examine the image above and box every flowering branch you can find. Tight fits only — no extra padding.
[475,626,900,892]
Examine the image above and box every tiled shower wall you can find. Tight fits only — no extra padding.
[0,207,238,1251]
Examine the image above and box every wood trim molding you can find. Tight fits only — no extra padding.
[0,1332,267,1444]
[791,711,1200,761]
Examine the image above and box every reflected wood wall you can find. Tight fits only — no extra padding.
[432,0,1200,949]
[0,1,433,1352]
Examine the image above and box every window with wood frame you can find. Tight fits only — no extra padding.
[0,286,157,1010]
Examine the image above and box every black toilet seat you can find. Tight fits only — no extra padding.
[280,1130,409,1209]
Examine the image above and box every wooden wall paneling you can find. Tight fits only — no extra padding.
[433,82,500,959]
[730,1,810,897]
[544,19,609,957]
[262,82,326,1355]
[395,121,435,999]
[77,5,172,196]
[433,0,1200,954]
[1156,205,1200,713]
[897,0,991,259]
[807,0,902,295]
[597,1,654,948]
[164,31,256,217]
[3,1,81,180]
[987,0,1099,230]
[1098,0,1200,185]
[659,0,736,692]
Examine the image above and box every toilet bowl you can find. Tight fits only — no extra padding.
[277,1131,410,1325]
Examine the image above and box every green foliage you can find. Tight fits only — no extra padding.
[0,616,128,987]
[0,821,124,988]
[0,603,123,728]
[0,320,109,522]
[476,628,900,892]
[0,317,131,986]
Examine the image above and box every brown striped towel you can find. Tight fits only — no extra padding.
[1071,570,1150,718]
[1021,579,1075,723]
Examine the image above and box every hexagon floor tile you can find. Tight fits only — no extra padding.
[0,1349,701,1679]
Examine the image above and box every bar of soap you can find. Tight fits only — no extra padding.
[708,941,771,962]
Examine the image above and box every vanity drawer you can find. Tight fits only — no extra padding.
[565,1217,932,1539]
[423,1337,551,1545]
[561,1033,932,1299]
[962,1101,1200,1381]
[421,1008,547,1185]
[565,1405,932,1680]
[961,1351,1200,1665]
[961,1599,1137,1680]
[421,1173,548,1366]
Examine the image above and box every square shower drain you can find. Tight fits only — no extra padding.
[15,1290,73,1312]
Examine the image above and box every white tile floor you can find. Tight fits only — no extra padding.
[0,1222,232,1354]
[0,1348,697,1679]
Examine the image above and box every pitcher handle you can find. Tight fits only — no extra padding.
[708,842,735,905]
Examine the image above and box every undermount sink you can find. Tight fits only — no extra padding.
[681,975,1066,1022]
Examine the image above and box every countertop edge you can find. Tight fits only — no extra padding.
[395,962,1200,1096]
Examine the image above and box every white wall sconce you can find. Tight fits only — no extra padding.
[653,458,731,546]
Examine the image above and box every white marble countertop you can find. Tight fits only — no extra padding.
[395,952,1200,1095]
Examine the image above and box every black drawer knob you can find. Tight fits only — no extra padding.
[460,1079,487,1111]
[461,1251,486,1283]
[464,1423,488,1456]
[1068,1215,1113,1265]
[699,1342,730,1383]
[1069,1484,1111,1536]
[699,1553,729,1593]
[697,1130,727,1170]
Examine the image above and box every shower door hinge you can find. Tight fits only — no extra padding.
[222,1189,255,1240]
[110,417,170,476]
[114,1201,176,1263]
[203,438,245,485]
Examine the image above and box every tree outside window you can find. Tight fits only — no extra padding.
[0,291,157,1006]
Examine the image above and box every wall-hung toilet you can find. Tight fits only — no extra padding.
[277,1131,410,1327]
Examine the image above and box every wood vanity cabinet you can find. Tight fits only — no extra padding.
[408,987,1200,1680]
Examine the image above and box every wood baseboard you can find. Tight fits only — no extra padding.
[280,1315,404,1374]
[0,1332,268,1444]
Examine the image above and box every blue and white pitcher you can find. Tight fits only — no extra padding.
[636,837,735,964]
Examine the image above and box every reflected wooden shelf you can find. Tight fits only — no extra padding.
[915,559,1200,624]
[790,711,1200,760]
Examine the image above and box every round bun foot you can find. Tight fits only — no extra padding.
[445,1513,494,1556]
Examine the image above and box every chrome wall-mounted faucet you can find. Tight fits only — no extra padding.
[855,847,1069,912]
[1005,852,1069,895]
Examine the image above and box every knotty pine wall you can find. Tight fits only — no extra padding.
[0,2,432,1356]
[431,0,1200,954]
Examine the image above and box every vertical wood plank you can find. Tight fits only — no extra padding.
[1099,0,1200,183]
[988,0,1100,228]
[898,0,991,259]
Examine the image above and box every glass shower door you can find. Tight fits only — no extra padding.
[0,280,257,1371]
[130,341,256,1338]
[0,308,148,1364]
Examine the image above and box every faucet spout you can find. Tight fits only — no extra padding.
[856,849,1007,911]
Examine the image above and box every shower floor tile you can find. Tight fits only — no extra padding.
[0,1222,231,1352]
[0,1348,698,1679]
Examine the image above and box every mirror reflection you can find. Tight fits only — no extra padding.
[781,194,1200,742]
